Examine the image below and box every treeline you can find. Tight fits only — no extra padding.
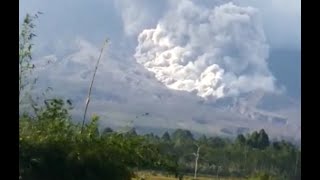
[126,128,301,179]
[20,102,301,180]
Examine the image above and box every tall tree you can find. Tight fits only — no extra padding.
[247,131,259,148]
[162,131,171,142]
[19,13,43,115]
[208,137,226,148]
[235,134,246,146]
[172,129,194,145]
[258,129,270,149]
[19,14,36,103]
[198,135,208,145]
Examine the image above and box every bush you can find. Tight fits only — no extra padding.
[20,139,132,180]
[19,99,163,180]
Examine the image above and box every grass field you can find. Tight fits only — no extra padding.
[132,172,244,180]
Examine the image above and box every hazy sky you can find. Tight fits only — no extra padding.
[19,0,301,99]
[20,0,301,98]
[20,0,300,51]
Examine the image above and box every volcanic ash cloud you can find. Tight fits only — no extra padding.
[135,1,277,99]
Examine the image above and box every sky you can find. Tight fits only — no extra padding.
[19,0,300,50]
[19,0,301,96]
[19,0,301,139]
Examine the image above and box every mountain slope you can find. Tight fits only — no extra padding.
[31,40,301,141]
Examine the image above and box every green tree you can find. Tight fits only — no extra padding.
[208,137,226,148]
[172,129,194,146]
[162,131,171,142]
[258,129,270,149]
[198,135,208,145]
[19,13,38,104]
[247,131,259,148]
[235,134,246,146]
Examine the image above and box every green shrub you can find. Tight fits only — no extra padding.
[19,99,164,180]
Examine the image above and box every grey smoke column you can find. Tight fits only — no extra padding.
[135,1,277,99]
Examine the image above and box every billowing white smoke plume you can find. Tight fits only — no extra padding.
[135,1,277,99]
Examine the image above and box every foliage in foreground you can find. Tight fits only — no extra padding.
[19,99,172,180]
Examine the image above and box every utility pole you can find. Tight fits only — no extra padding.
[81,38,108,133]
